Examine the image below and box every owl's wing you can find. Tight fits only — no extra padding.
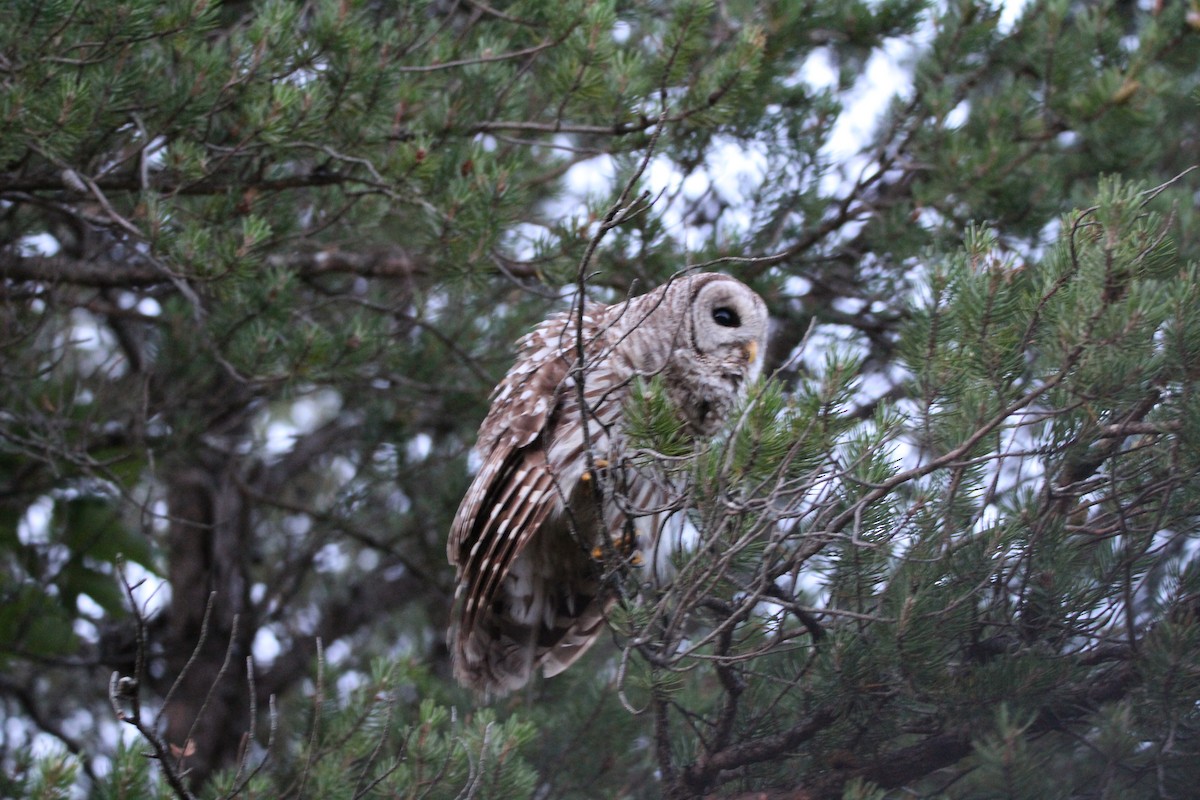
[448,312,579,639]
[450,298,659,694]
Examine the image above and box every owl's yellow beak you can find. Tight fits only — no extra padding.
[744,340,759,364]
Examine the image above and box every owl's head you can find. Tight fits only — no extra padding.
[687,274,769,380]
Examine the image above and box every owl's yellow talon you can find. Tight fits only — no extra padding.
[592,530,645,566]
[580,458,610,484]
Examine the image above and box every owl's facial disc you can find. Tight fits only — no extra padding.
[691,279,767,372]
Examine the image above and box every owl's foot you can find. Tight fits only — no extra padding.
[591,531,644,567]
[579,458,610,483]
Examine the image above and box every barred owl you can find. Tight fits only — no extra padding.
[448,273,768,695]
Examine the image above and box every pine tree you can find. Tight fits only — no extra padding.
[1,0,1198,798]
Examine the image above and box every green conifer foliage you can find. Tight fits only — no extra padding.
[1,0,1198,797]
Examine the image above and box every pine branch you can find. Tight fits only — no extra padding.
[1,246,429,288]
[804,661,1138,799]
[678,706,838,796]
[1,255,163,287]
[0,168,351,197]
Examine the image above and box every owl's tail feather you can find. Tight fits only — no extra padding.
[451,509,617,696]
[451,622,538,697]
[451,578,612,696]
[539,599,611,677]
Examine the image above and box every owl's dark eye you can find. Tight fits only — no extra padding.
[712,306,741,327]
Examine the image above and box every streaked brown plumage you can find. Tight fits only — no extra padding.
[448,273,768,695]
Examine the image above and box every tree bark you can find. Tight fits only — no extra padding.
[161,449,255,787]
